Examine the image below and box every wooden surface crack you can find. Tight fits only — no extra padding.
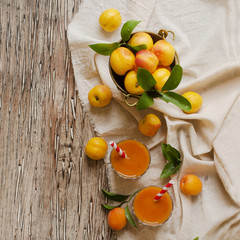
[0,0,115,239]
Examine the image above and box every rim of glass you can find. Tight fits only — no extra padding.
[109,139,151,180]
[132,185,174,226]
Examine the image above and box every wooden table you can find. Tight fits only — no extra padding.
[0,1,115,239]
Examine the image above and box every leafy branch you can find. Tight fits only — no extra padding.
[89,20,146,55]
[101,189,139,228]
[160,143,182,178]
[136,65,191,111]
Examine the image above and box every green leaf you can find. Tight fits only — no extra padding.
[161,91,191,111]
[101,202,126,210]
[193,238,199,240]
[137,68,156,91]
[160,161,181,179]
[147,90,162,98]
[161,143,168,159]
[89,42,121,56]
[102,189,130,202]
[101,204,119,210]
[160,161,176,178]
[121,20,141,42]
[136,92,154,110]
[165,151,180,164]
[160,143,182,178]
[162,65,183,91]
[127,43,147,53]
[125,205,137,228]
[161,143,181,164]
[172,163,181,174]
[166,144,181,161]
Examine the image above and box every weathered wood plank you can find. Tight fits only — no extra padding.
[0,0,115,239]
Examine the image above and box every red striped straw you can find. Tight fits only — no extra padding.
[109,141,127,158]
[154,180,174,201]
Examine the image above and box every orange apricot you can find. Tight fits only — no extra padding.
[135,50,159,73]
[128,32,153,50]
[110,47,135,76]
[180,174,203,196]
[152,40,175,66]
[107,207,127,230]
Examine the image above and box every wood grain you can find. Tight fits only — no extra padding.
[0,0,115,239]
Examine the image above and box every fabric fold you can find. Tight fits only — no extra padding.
[68,0,240,239]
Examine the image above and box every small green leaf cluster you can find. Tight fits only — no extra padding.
[102,189,138,228]
[136,65,191,111]
[89,20,146,56]
[160,143,182,178]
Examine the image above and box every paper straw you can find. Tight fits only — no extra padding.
[109,141,127,158]
[154,180,174,201]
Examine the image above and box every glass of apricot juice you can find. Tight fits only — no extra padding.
[133,186,173,226]
[110,139,150,179]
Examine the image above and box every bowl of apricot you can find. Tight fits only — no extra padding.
[109,29,179,106]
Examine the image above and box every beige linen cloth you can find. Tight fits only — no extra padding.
[68,0,240,239]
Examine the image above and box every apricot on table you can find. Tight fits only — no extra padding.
[88,85,112,108]
[152,40,175,66]
[107,207,127,230]
[182,91,203,113]
[180,174,203,196]
[138,113,161,136]
[135,49,159,73]
[85,137,108,160]
[110,47,135,76]
[124,70,145,95]
[152,68,171,91]
[128,32,154,50]
[99,9,122,32]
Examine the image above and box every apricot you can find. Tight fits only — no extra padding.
[88,85,112,107]
[128,32,153,50]
[135,50,159,73]
[85,137,108,160]
[180,174,203,196]
[99,9,122,32]
[157,65,171,72]
[152,68,171,91]
[138,113,161,136]
[182,91,203,113]
[124,70,144,95]
[110,47,135,76]
[107,207,127,230]
[152,40,175,66]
